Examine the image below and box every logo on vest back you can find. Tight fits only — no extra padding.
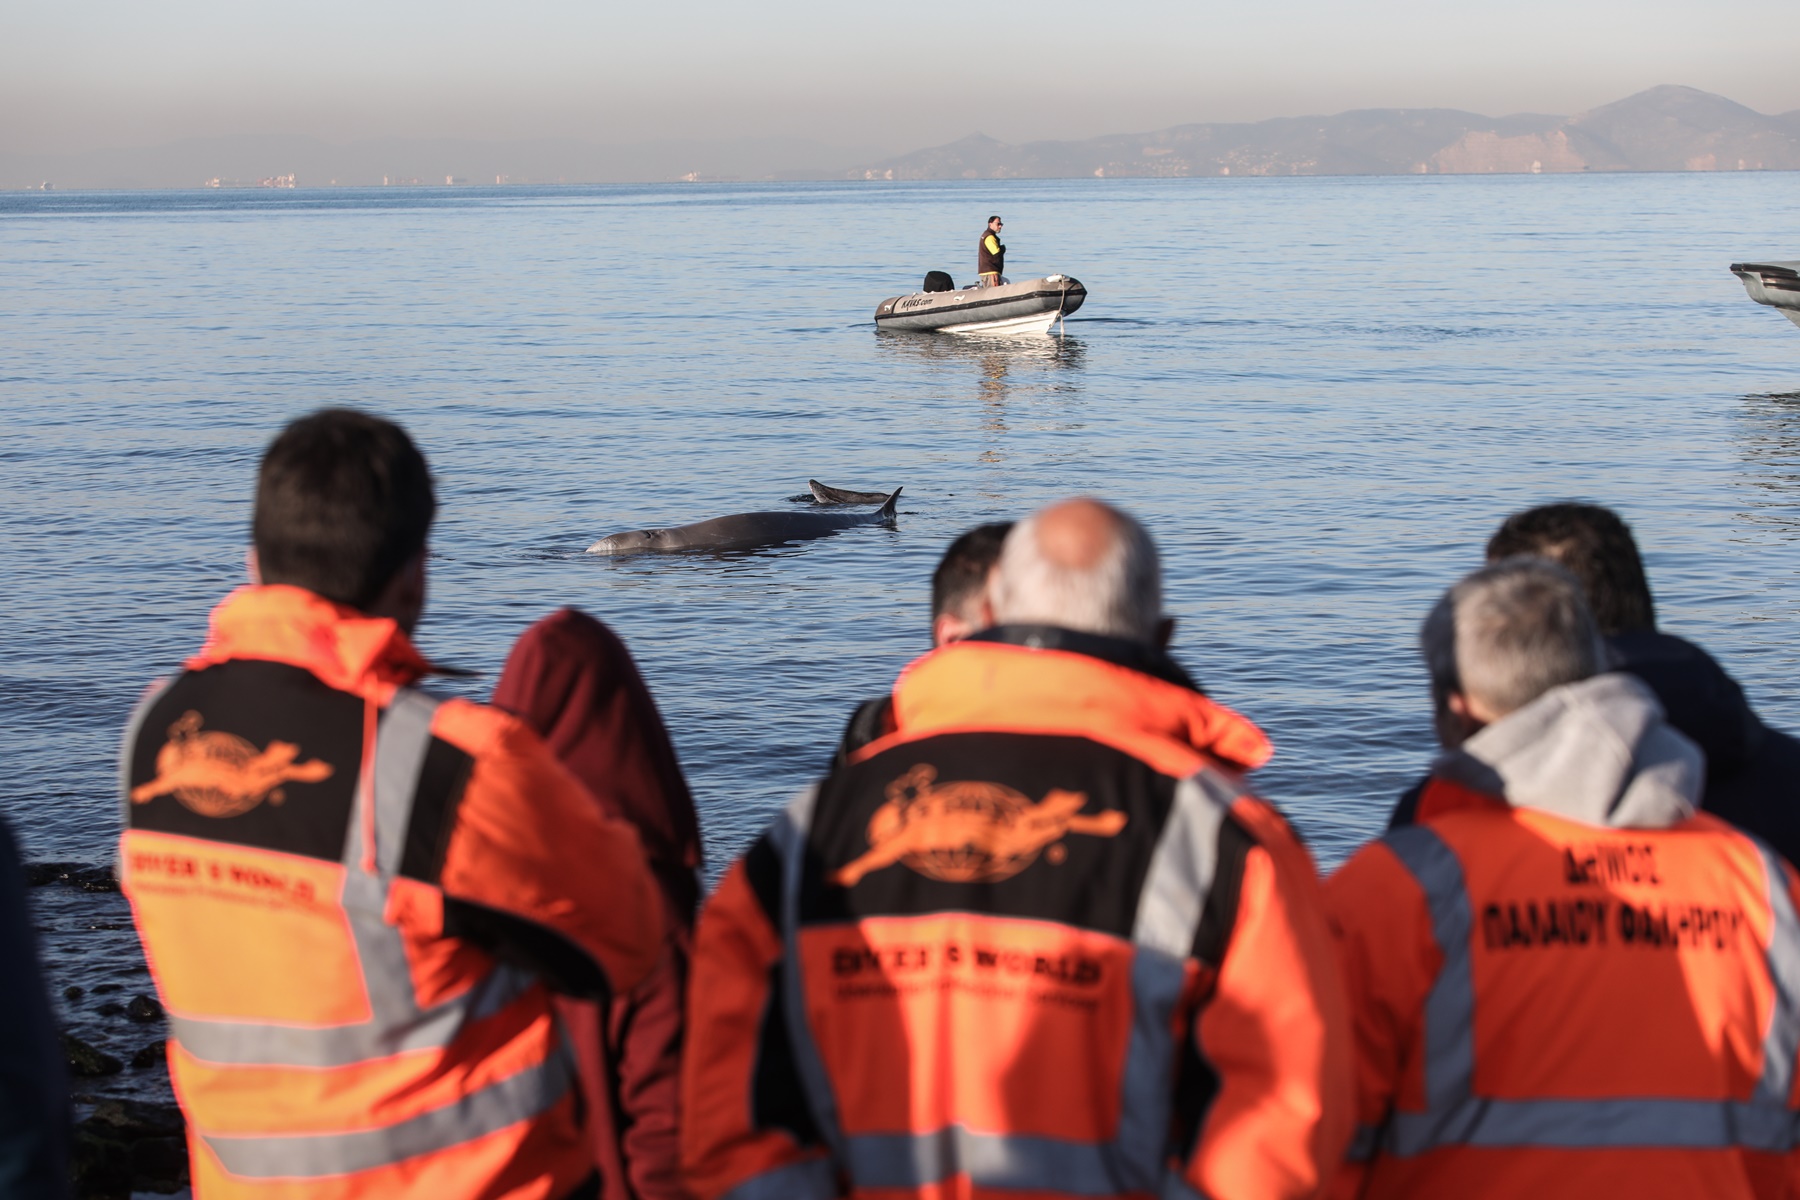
[130,712,334,818]
[832,764,1127,887]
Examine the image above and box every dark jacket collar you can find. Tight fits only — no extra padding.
[965,624,1202,694]
[1607,629,1763,777]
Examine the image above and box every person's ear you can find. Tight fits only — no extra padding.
[1437,690,1488,749]
[973,591,996,631]
[1156,616,1175,649]
[936,592,997,648]
[1448,689,1502,726]
[246,547,262,585]
[369,549,429,635]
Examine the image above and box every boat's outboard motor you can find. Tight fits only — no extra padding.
[922,270,955,293]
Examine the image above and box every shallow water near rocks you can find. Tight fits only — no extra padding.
[3,176,1799,1070]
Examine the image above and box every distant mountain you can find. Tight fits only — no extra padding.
[6,85,1797,190]
[853,86,1800,179]
[0,134,877,191]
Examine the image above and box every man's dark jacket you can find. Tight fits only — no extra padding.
[1392,631,1800,867]
[0,818,70,1199]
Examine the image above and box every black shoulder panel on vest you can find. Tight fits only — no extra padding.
[398,736,475,884]
[125,661,363,861]
[1170,808,1276,1156]
[1170,1012,1217,1162]
[803,731,1177,938]
[1192,812,1254,969]
[752,962,824,1149]
[743,834,783,927]
[832,696,895,770]
[442,897,609,1000]
[1388,775,1426,831]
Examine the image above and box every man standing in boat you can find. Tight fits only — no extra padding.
[978,215,1005,286]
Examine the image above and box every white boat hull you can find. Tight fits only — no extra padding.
[1731,261,1800,329]
[875,275,1086,336]
[938,309,1064,336]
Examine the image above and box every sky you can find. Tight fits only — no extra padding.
[6,0,1800,157]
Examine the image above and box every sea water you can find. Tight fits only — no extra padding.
[3,174,1798,875]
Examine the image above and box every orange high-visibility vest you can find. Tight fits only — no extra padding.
[1329,778,1800,1199]
[683,628,1353,1200]
[122,586,661,1198]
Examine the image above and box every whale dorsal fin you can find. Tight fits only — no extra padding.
[809,479,890,505]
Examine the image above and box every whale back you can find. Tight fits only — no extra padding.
[588,488,902,554]
[808,480,891,506]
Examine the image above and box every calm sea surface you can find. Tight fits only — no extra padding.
[4,174,1799,884]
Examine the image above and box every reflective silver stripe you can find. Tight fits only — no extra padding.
[167,689,556,1106]
[847,1126,1124,1195]
[169,688,538,1070]
[1378,825,1800,1158]
[1111,950,1188,1190]
[341,688,440,885]
[1388,1096,1800,1154]
[1382,827,1475,1115]
[766,766,1230,1194]
[1755,843,1800,1107]
[372,688,439,877]
[143,684,578,1178]
[119,678,173,826]
[167,960,539,1067]
[833,951,1192,1194]
[1131,775,1224,959]
[1116,771,1242,1188]
[769,785,850,1166]
[1160,1175,1210,1200]
[200,1046,575,1178]
[718,1156,837,1200]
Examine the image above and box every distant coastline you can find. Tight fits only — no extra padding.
[4,84,1797,191]
[856,85,1800,181]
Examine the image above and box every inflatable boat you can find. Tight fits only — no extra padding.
[1731,261,1800,329]
[875,274,1086,336]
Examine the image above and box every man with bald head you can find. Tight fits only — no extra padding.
[683,498,1354,1200]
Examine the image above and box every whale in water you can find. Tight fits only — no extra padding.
[587,487,902,555]
[807,480,892,505]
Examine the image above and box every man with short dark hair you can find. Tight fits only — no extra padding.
[929,520,1013,646]
[120,409,663,1199]
[834,521,1013,764]
[250,408,438,615]
[1329,558,1800,1197]
[978,215,1005,286]
[1483,502,1800,865]
[686,497,1352,1200]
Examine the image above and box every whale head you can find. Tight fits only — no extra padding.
[586,528,668,555]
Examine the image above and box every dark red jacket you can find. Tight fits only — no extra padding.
[495,609,703,1200]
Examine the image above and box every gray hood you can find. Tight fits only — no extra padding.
[1434,672,1704,830]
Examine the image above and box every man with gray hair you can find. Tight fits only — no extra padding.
[1326,558,1800,1198]
[990,498,1164,643]
[684,496,1354,1200]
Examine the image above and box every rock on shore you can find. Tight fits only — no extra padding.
[29,861,190,1197]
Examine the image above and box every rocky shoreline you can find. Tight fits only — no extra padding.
[28,862,189,1199]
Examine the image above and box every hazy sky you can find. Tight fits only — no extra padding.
[6,0,1799,155]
